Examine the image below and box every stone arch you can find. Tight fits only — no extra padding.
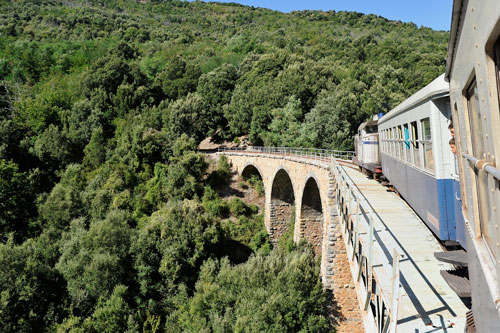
[241,163,263,181]
[300,176,324,255]
[269,168,295,244]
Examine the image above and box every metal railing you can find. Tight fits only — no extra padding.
[331,158,401,333]
[218,146,356,161]
[463,153,500,181]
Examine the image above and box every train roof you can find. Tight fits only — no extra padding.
[357,120,378,131]
[377,74,449,125]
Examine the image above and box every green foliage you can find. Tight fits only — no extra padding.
[90,285,132,333]
[39,164,85,232]
[229,197,254,216]
[0,230,67,331]
[83,127,107,169]
[0,0,449,328]
[131,200,224,318]
[246,174,264,197]
[56,210,133,315]
[0,159,38,241]
[206,154,232,188]
[202,186,229,218]
[164,135,208,200]
[169,248,329,332]
[154,56,201,101]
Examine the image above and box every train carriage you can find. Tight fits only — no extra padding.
[353,119,382,176]
[377,75,466,248]
[446,0,500,330]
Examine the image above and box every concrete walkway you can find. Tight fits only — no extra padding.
[342,165,468,332]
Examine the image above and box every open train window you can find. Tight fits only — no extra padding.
[466,80,495,256]
[411,121,420,168]
[422,118,434,172]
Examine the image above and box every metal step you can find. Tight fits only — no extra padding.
[466,310,476,332]
[440,270,471,297]
[434,250,468,267]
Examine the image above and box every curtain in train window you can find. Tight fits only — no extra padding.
[422,118,434,172]
[467,80,494,256]
[403,123,410,162]
[411,121,420,167]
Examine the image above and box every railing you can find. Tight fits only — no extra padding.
[218,146,356,161]
[331,158,401,333]
[463,153,500,181]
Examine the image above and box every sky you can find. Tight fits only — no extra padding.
[188,0,453,31]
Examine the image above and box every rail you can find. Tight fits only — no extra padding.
[462,153,500,181]
[218,146,355,161]
[331,158,401,333]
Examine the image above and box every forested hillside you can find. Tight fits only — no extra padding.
[0,0,448,331]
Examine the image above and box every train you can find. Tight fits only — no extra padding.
[353,116,383,177]
[355,1,500,329]
[356,75,466,248]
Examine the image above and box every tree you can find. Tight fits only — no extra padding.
[154,56,201,101]
[39,164,85,232]
[0,159,37,241]
[170,248,330,332]
[0,230,67,331]
[197,63,238,137]
[263,95,305,147]
[56,210,133,315]
[131,200,224,318]
[83,127,106,169]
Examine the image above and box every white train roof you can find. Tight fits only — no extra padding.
[377,74,449,125]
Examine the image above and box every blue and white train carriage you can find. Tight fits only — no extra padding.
[377,74,466,248]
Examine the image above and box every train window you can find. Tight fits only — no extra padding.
[384,130,387,153]
[380,130,384,153]
[389,128,393,156]
[403,123,410,163]
[466,80,495,255]
[392,127,396,157]
[398,126,403,159]
[422,118,434,172]
[411,121,420,167]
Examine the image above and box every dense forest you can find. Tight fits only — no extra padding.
[0,0,448,331]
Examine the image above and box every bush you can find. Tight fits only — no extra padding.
[170,248,330,332]
[202,186,229,218]
[229,197,250,216]
[247,174,264,196]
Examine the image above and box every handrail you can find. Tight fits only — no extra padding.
[218,146,356,161]
[463,153,500,181]
[331,158,401,333]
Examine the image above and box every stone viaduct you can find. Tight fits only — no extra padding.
[221,150,363,332]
